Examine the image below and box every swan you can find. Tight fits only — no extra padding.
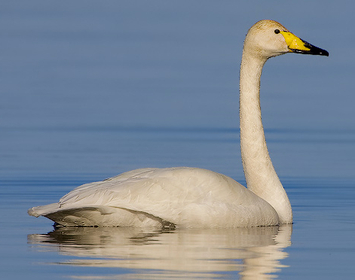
[28,20,328,228]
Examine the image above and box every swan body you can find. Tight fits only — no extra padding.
[28,20,328,228]
[29,167,279,227]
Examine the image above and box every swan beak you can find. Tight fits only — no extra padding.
[280,31,329,56]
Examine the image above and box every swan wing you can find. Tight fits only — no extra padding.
[28,167,279,227]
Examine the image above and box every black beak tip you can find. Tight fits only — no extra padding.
[321,49,329,57]
[307,42,329,56]
[290,44,329,56]
[300,40,329,57]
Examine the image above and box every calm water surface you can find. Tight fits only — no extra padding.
[1,1,355,279]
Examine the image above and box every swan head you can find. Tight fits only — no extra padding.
[243,20,329,60]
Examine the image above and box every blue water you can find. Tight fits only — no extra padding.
[1,1,355,279]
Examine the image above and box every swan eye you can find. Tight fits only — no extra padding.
[274,29,280,34]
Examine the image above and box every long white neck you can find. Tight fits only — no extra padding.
[239,50,292,224]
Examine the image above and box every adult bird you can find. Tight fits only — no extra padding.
[28,20,328,228]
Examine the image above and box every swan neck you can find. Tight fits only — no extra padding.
[239,51,292,224]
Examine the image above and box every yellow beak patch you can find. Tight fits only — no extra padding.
[280,31,310,52]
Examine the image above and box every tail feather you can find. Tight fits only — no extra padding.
[27,204,167,227]
[28,203,60,218]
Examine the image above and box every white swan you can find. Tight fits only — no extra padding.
[28,20,328,228]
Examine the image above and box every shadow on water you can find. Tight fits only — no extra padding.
[28,224,292,279]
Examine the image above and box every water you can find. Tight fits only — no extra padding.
[1,1,355,279]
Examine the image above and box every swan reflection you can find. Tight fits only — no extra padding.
[28,225,292,279]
